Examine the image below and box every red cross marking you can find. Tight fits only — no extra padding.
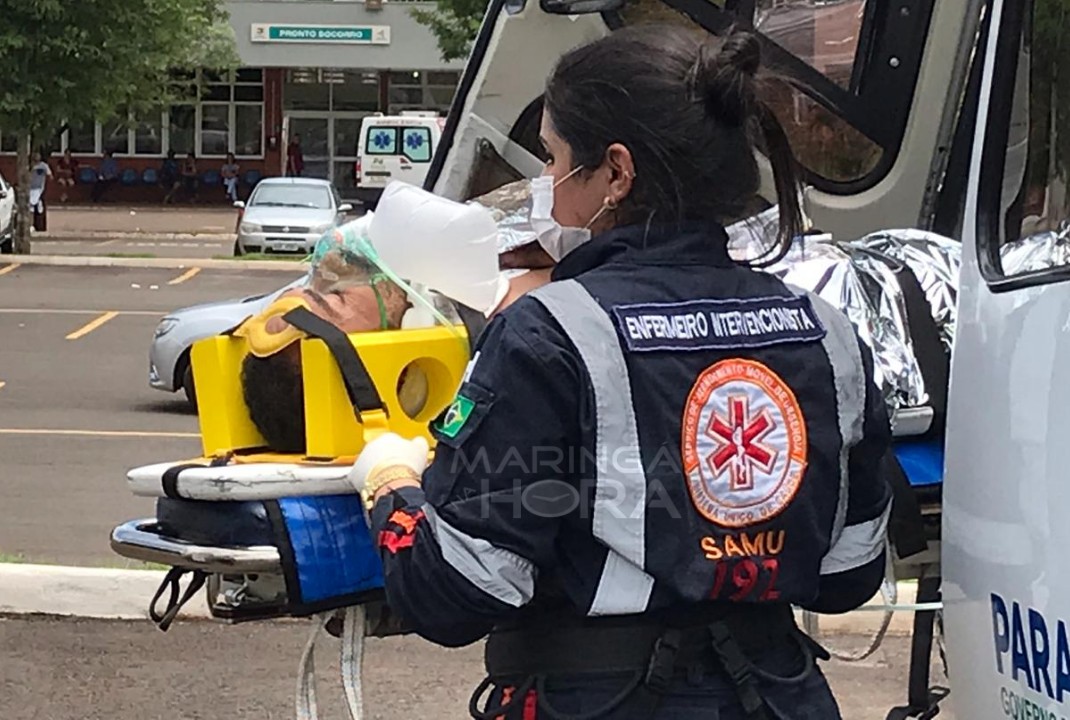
[705,394,778,491]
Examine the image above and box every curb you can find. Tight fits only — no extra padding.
[0,563,211,621]
[0,561,923,633]
[0,254,308,272]
[37,232,236,242]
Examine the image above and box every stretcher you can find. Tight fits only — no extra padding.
[111,295,482,720]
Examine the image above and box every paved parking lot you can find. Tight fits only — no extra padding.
[0,263,300,565]
[0,616,949,720]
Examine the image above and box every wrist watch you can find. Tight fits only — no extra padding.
[360,464,420,507]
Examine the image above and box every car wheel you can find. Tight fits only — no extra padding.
[233,239,245,257]
[182,364,197,410]
[1,233,12,255]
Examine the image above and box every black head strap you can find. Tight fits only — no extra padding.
[281,306,386,420]
[453,302,487,357]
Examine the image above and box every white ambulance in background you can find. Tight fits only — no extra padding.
[354,112,446,209]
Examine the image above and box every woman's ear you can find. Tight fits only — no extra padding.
[604,143,636,207]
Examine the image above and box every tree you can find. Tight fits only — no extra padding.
[0,0,239,253]
[411,0,487,62]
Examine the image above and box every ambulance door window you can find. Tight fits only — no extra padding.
[978,0,1070,287]
[615,0,934,192]
[402,127,433,163]
[366,127,399,155]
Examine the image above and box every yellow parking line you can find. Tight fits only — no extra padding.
[0,428,198,439]
[66,311,119,340]
[167,267,201,285]
[0,308,160,316]
[0,264,21,277]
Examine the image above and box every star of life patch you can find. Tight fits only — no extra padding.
[681,358,807,528]
[612,295,825,353]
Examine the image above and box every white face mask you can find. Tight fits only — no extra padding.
[530,172,604,262]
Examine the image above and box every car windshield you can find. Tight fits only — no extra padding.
[250,184,332,209]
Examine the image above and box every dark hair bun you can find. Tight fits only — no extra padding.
[694,31,762,126]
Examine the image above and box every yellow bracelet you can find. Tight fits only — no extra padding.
[361,464,420,506]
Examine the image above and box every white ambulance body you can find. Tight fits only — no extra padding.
[354,112,446,209]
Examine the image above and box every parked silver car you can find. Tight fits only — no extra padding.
[149,274,308,407]
[234,177,353,256]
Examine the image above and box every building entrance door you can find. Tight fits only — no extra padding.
[285,112,369,198]
[286,115,329,180]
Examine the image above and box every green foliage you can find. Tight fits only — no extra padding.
[0,0,237,137]
[0,0,237,252]
[1027,0,1070,187]
[410,0,487,62]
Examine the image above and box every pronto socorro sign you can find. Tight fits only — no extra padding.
[250,24,390,45]
[992,592,1070,719]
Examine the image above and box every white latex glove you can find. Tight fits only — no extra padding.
[348,432,430,493]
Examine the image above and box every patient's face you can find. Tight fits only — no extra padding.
[267,283,410,336]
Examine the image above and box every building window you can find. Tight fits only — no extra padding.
[169,105,197,156]
[235,104,263,156]
[0,68,265,158]
[67,121,96,154]
[283,68,380,113]
[387,70,460,114]
[200,104,230,156]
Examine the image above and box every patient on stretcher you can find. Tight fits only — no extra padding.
[235,181,559,454]
[239,274,412,454]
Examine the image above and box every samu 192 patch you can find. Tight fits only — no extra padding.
[431,381,495,448]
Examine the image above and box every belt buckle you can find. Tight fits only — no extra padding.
[644,630,681,693]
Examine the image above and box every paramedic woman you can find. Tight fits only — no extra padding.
[349,25,892,720]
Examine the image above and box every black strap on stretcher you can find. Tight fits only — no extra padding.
[886,576,948,720]
[149,567,209,632]
[282,306,386,421]
[454,301,488,348]
[280,301,486,422]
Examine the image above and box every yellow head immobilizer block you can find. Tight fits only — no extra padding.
[189,325,471,461]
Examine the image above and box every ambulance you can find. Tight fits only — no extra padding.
[420,0,1069,718]
[354,111,446,209]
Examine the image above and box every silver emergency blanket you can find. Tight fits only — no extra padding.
[727,213,953,413]
[469,179,542,254]
[1000,224,1070,274]
[850,230,961,351]
[727,208,1070,416]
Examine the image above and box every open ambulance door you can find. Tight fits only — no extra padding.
[425,0,984,242]
[943,1,1070,718]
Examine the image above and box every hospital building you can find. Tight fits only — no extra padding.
[0,0,463,202]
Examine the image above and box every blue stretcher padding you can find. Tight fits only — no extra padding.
[894,439,944,488]
[278,494,384,608]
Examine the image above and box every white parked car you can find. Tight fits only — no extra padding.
[0,170,15,254]
[234,177,353,256]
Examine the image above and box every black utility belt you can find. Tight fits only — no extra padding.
[484,604,801,679]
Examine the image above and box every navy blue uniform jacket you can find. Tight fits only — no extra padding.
[370,222,892,647]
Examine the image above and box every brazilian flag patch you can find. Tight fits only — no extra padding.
[435,393,475,438]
